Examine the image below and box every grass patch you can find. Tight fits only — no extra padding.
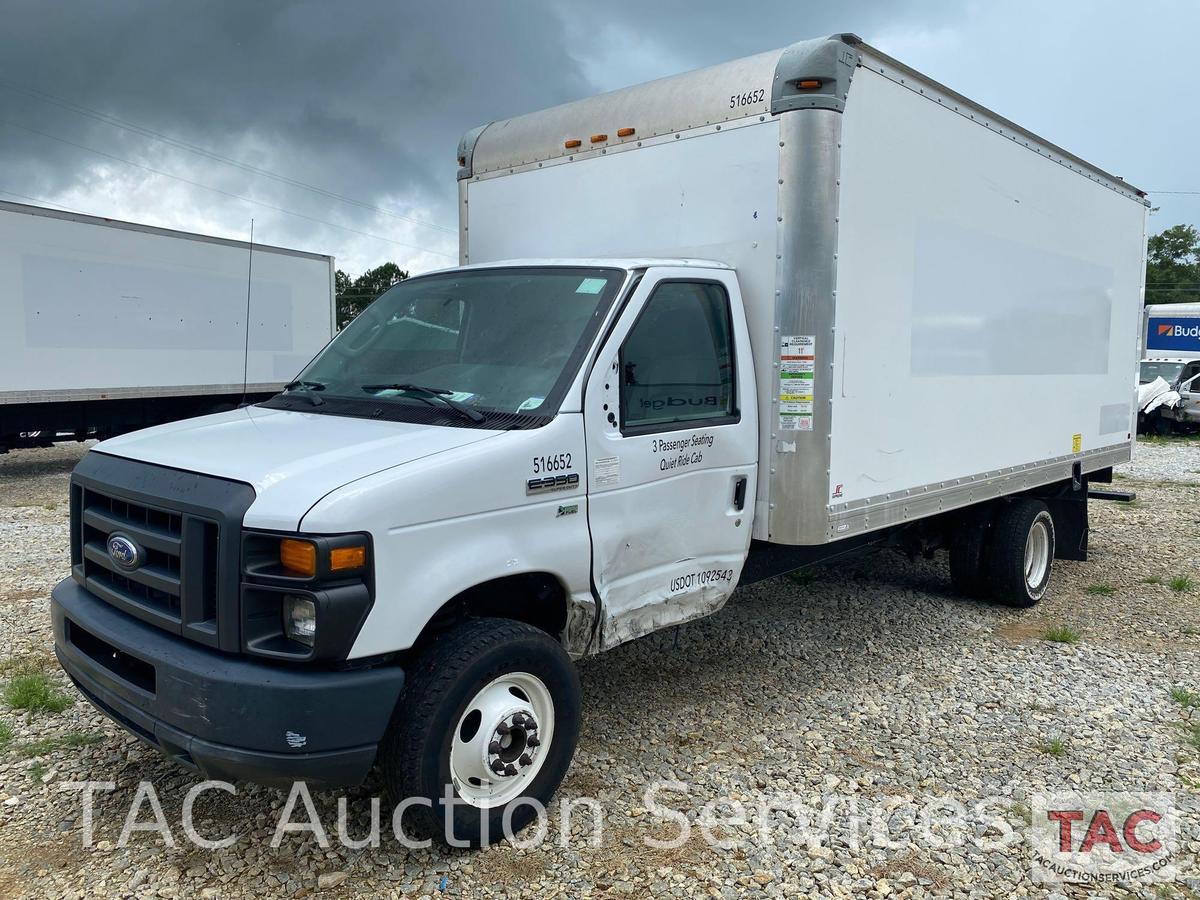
[0,721,12,747]
[1170,576,1195,593]
[2,672,72,714]
[1113,471,1127,480]
[1181,722,1200,752]
[1170,687,1200,711]
[1182,627,1200,636]
[28,762,45,783]
[1086,583,1116,596]
[1008,801,1032,824]
[1144,575,1164,586]
[11,732,103,759]
[1037,738,1067,757]
[1042,625,1082,644]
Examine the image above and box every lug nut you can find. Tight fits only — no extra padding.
[497,722,511,735]
[525,721,538,732]
[504,763,517,776]
[512,713,526,726]
[527,737,541,748]
[490,759,506,774]
[488,741,501,754]
[519,753,532,766]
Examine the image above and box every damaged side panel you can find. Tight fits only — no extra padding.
[597,568,741,652]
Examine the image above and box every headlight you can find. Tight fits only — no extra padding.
[283,595,317,646]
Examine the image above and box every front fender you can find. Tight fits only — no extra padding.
[298,417,592,658]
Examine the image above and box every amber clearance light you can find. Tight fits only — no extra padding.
[330,545,367,572]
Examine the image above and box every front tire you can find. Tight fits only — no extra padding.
[379,617,581,847]
[985,499,1055,607]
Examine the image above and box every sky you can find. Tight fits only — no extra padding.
[1,0,1196,278]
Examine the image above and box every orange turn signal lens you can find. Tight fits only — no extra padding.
[564,138,582,149]
[616,127,635,138]
[590,133,608,143]
[797,79,822,90]
[330,545,367,572]
[280,539,317,577]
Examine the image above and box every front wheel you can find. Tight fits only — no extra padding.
[379,617,581,847]
[986,499,1055,607]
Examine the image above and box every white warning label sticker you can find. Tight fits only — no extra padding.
[778,335,815,432]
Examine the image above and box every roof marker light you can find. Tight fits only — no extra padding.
[564,139,582,149]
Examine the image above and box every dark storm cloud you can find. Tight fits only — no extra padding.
[0,0,604,265]
[0,1,1195,271]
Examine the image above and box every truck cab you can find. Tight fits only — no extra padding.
[53,259,759,842]
[1140,358,1200,428]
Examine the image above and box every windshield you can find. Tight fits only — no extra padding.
[282,266,624,425]
[1140,361,1185,384]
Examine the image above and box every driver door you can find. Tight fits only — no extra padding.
[584,268,758,651]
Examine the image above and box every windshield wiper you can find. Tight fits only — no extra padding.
[361,383,486,423]
[282,380,326,406]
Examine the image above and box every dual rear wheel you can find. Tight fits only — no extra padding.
[948,497,1055,607]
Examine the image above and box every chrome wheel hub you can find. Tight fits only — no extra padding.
[1024,518,1051,591]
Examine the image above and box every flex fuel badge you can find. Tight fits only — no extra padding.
[779,335,815,432]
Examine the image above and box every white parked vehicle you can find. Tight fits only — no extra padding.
[52,33,1147,845]
[0,200,334,452]
[1140,303,1200,428]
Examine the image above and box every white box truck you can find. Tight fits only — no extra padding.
[0,200,335,452]
[51,33,1147,845]
[1140,303,1200,429]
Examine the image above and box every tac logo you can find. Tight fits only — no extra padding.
[1031,793,1176,883]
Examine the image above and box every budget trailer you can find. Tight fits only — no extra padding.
[51,33,1147,845]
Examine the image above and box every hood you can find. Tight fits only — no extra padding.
[94,406,501,530]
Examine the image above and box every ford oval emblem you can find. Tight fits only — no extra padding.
[106,534,141,571]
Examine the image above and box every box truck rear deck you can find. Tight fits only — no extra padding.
[0,200,335,451]
[51,33,1148,845]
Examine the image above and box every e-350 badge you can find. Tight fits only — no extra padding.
[526,473,579,495]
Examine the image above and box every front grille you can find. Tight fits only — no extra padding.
[69,452,256,652]
[75,485,219,643]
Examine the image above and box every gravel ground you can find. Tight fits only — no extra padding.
[0,439,1198,898]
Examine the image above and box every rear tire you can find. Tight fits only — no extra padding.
[985,499,1055,607]
[379,617,581,847]
[948,505,992,599]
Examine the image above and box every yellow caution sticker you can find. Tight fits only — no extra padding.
[1072,433,1082,454]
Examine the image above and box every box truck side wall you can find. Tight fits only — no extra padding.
[0,203,334,400]
[827,66,1145,518]
[463,37,1146,546]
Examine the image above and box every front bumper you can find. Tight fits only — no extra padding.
[52,578,405,788]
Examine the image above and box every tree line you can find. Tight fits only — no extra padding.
[1146,224,1200,305]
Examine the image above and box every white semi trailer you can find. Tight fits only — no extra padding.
[0,200,335,451]
[52,34,1147,845]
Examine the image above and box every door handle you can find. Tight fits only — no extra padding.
[733,476,748,512]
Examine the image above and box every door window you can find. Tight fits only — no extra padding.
[618,281,737,432]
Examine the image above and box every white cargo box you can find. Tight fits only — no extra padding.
[458,33,1148,545]
[0,200,335,405]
